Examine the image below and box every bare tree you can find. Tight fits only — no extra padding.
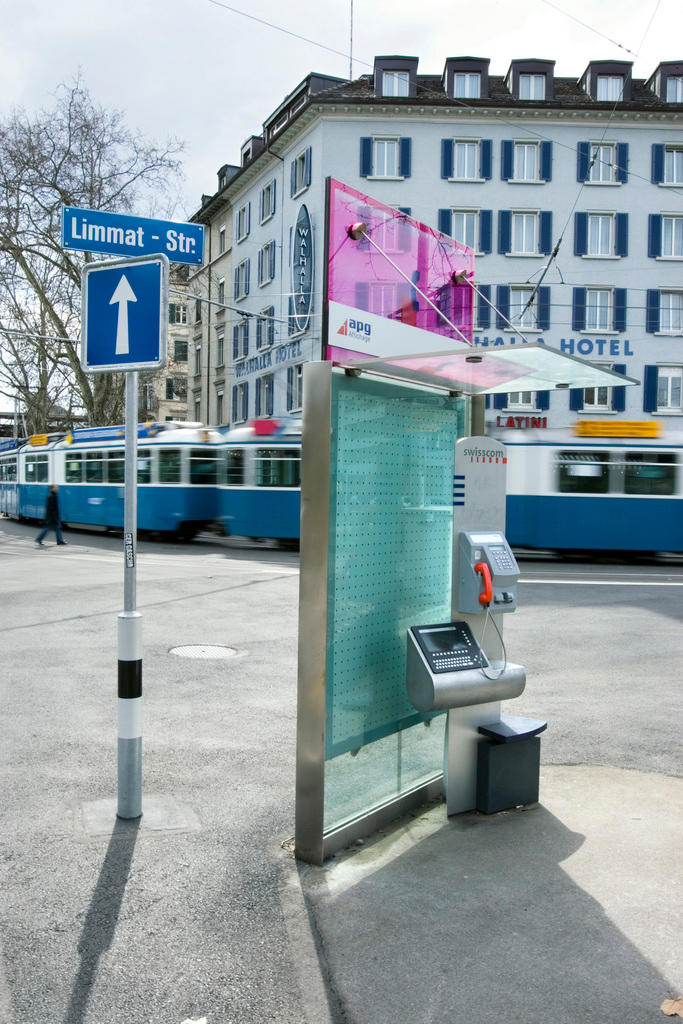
[0,76,184,431]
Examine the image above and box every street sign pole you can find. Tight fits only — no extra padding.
[80,252,171,822]
[117,371,142,819]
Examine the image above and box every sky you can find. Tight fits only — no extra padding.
[0,0,681,217]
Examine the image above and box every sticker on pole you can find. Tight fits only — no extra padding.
[80,254,169,372]
[124,532,135,568]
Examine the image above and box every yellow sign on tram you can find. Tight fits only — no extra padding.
[29,434,48,447]
[575,420,661,438]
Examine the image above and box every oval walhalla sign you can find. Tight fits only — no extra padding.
[291,205,313,333]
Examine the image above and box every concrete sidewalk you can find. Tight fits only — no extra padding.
[293,764,682,1024]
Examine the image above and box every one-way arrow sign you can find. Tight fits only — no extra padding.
[81,254,169,372]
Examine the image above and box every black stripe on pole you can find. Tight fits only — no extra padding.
[118,660,142,699]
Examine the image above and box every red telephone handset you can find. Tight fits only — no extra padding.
[474,562,493,606]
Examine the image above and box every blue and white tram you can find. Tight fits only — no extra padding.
[7,422,222,538]
[501,428,683,553]
[218,418,301,542]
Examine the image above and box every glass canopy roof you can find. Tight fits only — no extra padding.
[338,342,639,395]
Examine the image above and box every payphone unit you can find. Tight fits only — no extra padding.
[457,531,520,615]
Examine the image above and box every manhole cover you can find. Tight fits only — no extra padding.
[169,645,238,659]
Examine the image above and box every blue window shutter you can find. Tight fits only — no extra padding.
[577,142,590,182]
[286,367,293,411]
[501,140,513,180]
[498,210,511,254]
[288,295,295,336]
[256,317,262,350]
[611,364,626,413]
[257,248,263,286]
[537,287,550,331]
[441,139,454,179]
[613,289,627,332]
[269,241,276,281]
[536,391,550,411]
[615,143,629,184]
[355,282,369,310]
[399,207,411,215]
[233,325,239,360]
[271,179,276,216]
[574,213,587,256]
[290,159,296,197]
[646,290,660,333]
[268,308,275,346]
[243,382,249,420]
[651,144,665,184]
[243,320,249,357]
[493,393,507,410]
[477,284,491,329]
[480,140,492,180]
[540,141,553,181]
[438,209,451,235]
[304,147,312,187]
[258,190,263,223]
[479,211,492,254]
[496,285,510,329]
[360,137,373,177]
[233,267,239,300]
[399,137,412,178]
[572,288,586,331]
[539,211,552,255]
[255,378,261,417]
[246,202,251,235]
[569,390,584,412]
[232,385,238,420]
[245,259,250,296]
[648,215,662,258]
[643,366,658,412]
[615,213,628,257]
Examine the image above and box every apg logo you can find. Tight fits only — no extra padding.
[337,317,371,340]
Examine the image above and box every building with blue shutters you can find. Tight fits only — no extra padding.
[189,55,683,436]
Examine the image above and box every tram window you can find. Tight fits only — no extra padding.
[1,458,17,481]
[85,451,105,483]
[557,451,610,494]
[189,448,219,485]
[226,449,244,485]
[137,449,151,484]
[623,452,676,496]
[255,449,301,487]
[158,448,181,483]
[107,450,125,484]
[65,453,83,483]
[25,454,49,483]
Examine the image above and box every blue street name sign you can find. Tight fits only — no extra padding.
[81,254,169,373]
[63,206,204,265]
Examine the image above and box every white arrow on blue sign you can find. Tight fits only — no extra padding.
[81,254,169,373]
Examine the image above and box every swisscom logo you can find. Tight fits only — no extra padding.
[337,317,372,341]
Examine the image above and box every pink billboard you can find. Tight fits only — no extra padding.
[325,178,474,362]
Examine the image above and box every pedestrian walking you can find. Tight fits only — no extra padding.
[35,485,67,546]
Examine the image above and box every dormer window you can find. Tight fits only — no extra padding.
[373,56,418,98]
[519,74,545,100]
[454,73,480,98]
[383,70,410,97]
[596,75,623,101]
[645,62,683,102]
[667,76,683,101]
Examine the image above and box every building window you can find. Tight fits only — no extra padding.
[453,73,480,98]
[660,292,683,333]
[519,74,545,99]
[666,76,683,101]
[194,298,202,323]
[217,277,225,305]
[165,378,174,400]
[588,143,616,183]
[256,307,275,349]
[664,146,683,184]
[194,394,201,422]
[174,338,188,362]
[361,137,411,179]
[657,366,682,410]
[373,138,399,177]
[236,203,250,241]
[194,344,201,376]
[233,318,249,359]
[382,70,410,96]
[441,139,492,182]
[170,303,187,325]
[287,364,304,412]
[218,225,226,254]
[216,389,224,425]
[260,179,276,222]
[596,75,623,101]
[216,331,224,367]
[583,377,610,410]
[513,142,538,181]
[510,286,538,330]
[585,289,611,331]
[232,382,248,423]
[292,148,311,196]
[506,391,536,409]
[587,213,614,256]
[451,210,477,250]
[511,212,538,255]
[453,140,479,179]
[661,216,683,258]
[255,374,274,417]
[234,259,250,301]
[258,240,276,285]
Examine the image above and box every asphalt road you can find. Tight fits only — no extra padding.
[1,517,681,1024]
